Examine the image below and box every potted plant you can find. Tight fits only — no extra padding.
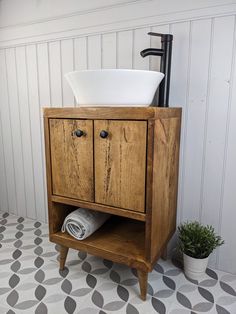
[178,221,224,280]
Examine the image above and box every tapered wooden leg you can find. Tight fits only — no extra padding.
[137,269,148,301]
[161,247,168,260]
[59,245,69,270]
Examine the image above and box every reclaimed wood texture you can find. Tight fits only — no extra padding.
[43,107,182,300]
[48,202,75,235]
[148,117,181,262]
[51,217,150,271]
[43,107,181,120]
[94,120,147,212]
[137,270,148,301]
[59,246,69,270]
[44,117,53,200]
[49,119,94,201]
[51,195,146,221]
[45,117,77,234]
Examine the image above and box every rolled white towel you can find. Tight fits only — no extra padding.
[61,208,110,240]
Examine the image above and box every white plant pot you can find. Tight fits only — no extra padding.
[183,253,209,280]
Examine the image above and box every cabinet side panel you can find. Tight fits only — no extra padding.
[44,117,52,199]
[44,116,55,234]
[150,117,181,262]
[94,120,147,212]
[145,120,155,259]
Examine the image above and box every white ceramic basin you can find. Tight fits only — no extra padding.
[65,69,164,107]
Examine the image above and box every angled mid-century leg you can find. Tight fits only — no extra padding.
[137,269,148,301]
[59,245,69,270]
[161,247,168,260]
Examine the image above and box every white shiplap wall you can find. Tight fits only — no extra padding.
[0,0,236,273]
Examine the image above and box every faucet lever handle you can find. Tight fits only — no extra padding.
[148,32,173,42]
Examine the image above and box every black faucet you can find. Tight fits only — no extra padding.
[140,32,173,107]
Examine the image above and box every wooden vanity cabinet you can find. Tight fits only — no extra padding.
[44,107,182,300]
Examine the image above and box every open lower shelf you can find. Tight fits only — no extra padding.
[51,195,146,222]
[51,217,151,271]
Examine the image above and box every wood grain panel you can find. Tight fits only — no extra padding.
[148,117,181,261]
[51,217,149,271]
[50,119,94,201]
[94,120,147,212]
[44,107,181,119]
[51,195,146,221]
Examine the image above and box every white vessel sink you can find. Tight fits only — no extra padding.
[65,69,164,107]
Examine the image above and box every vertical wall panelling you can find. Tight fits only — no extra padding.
[168,21,191,224]
[117,30,133,69]
[48,41,62,107]
[0,110,8,211]
[102,32,117,69]
[88,35,102,69]
[133,27,150,70]
[181,19,212,221]
[37,42,51,221]
[26,45,46,222]
[74,37,88,71]
[5,48,26,217]
[15,46,36,219]
[61,39,74,106]
[37,43,51,106]
[0,50,17,214]
[219,17,236,273]
[149,24,170,72]
[200,16,235,268]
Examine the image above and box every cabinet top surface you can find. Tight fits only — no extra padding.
[43,107,182,120]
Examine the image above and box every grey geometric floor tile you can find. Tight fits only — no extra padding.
[1,211,236,314]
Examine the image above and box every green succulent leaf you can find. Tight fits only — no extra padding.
[178,221,224,259]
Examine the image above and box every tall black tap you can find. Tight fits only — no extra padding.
[140,32,173,107]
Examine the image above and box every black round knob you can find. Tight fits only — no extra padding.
[100,130,109,138]
[74,129,84,137]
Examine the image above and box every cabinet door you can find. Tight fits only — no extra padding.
[94,120,147,212]
[49,119,94,201]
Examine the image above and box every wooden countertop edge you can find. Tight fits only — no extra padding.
[43,107,182,120]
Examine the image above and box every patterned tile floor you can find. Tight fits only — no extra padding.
[0,211,236,314]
